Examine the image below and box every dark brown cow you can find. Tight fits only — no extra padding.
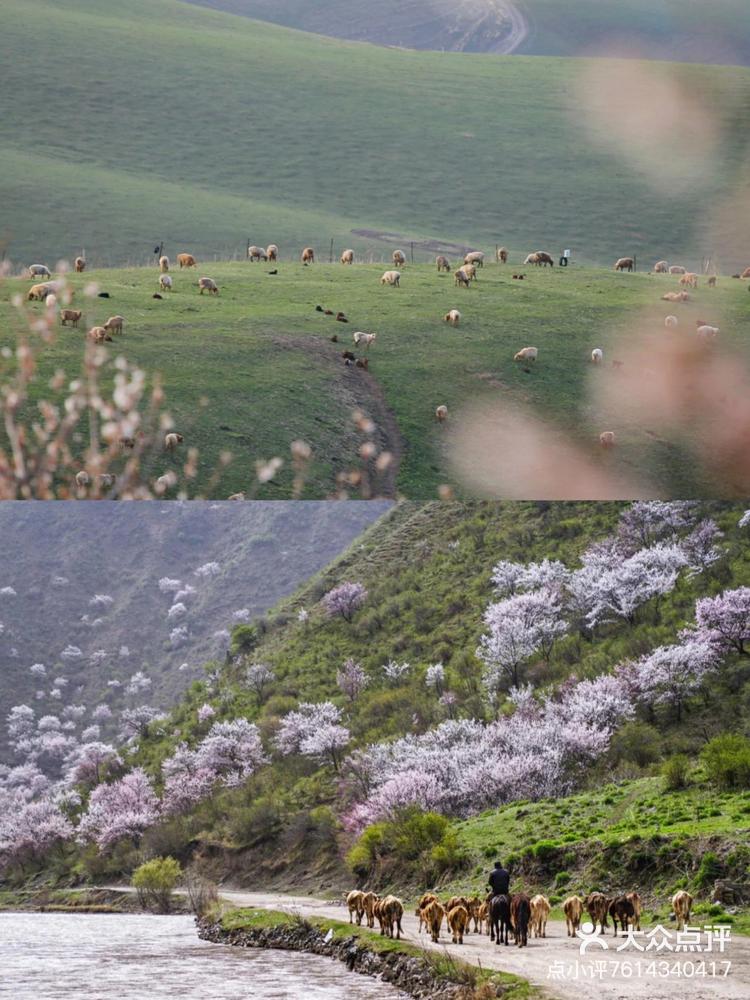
[490,894,512,945]
[585,892,610,933]
[422,899,445,943]
[626,891,642,931]
[609,895,635,936]
[535,251,555,267]
[510,893,531,948]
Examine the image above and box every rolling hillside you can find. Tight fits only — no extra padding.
[2,0,750,267]
[0,501,388,760]
[190,0,750,65]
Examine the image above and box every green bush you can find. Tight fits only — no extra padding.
[554,871,571,888]
[701,734,750,790]
[662,754,692,791]
[695,851,724,890]
[612,721,662,768]
[132,856,182,913]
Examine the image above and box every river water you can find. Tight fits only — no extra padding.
[1,913,408,999]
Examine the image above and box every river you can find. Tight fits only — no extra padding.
[1,912,407,999]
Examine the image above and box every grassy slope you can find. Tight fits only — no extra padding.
[4,263,750,498]
[189,0,750,65]
[3,0,750,267]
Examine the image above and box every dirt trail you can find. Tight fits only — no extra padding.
[453,1,528,54]
[218,890,749,1000]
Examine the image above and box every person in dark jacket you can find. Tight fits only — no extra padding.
[487,860,510,896]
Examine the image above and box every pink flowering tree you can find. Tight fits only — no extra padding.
[276,702,351,771]
[321,582,368,623]
[77,768,159,851]
[695,587,750,656]
[629,634,722,721]
[64,742,122,788]
[0,793,73,872]
[337,659,369,702]
[244,663,276,705]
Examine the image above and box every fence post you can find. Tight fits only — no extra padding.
[410,242,414,264]
[633,255,637,273]
[329,238,334,263]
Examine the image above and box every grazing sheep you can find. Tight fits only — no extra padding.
[680,272,698,289]
[266,244,278,261]
[178,253,197,268]
[599,431,616,448]
[669,265,686,275]
[336,312,348,323]
[444,309,461,327]
[454,269,471,288]
[497,247,509,263]
[436,255,451,272]
[74,256,86,273]
[227,492,246,500]
[247,246,266,262]
[514,347,538,362]
[591,348,603,364]
[98,473,116,489]
[45,293,57,309]
[28,264,51,279]
[524,252,540,266]
[614,257,634,272]
[458,263,477,282]
[464,251,484,268]
[340,249,354,265]
[355,358,369,369]
[60,308,82,327]
[664,315,679,328]
[353,331,376,350]
[198,276,219,295]
[653,260,668,273]
[436,404,448,422]
[535,251,554,267]
[392,250,406,267]
[75,470,90,487]
[103,315,124,336]
[159,255,170,273]
[27,283,53,301]
[740,266,750,279]
[160,274,173,291]
[165,432,184,450]
[88,326,112,343]
[301,247,315,264]
[707,276,717,287]
[380,270,401,287]
[696,322,719,341]
[662,290,689,302]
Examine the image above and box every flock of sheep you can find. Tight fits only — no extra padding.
[18,243,738,475]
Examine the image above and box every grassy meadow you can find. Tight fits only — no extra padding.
[2,260,750,498]
[2,0,750,267]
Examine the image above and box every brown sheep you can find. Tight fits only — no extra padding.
[266,244,278,262]
[653,260,668,273]
[524,252,540,266]
[497,247,509,263]
[75,470,90,487]
[178,253,197,268]
[454,269,471,288]
[707,276,717,287]
[614,257,634,272]
[436,255,451,272]
[88,326,113,343]
[60,309,82,328]
[514,347,538,362]
[447,904,469,944]
[669,265,687,275]
[464,251,485,268]
[392,250,406,267]
[599,430,616,448]
[436,404,448,422]
[535,251,554,267]
[661,290,689,302]
[98,473,116,489]
[103,315,124,336]
[198,277,219,295]
[340,249,354,265]
[301,247,315,264]
[159,255,170,273]
[74,256,86,273]
[165,432,184,450]
[27,283,52,301]
[680,272,698,288]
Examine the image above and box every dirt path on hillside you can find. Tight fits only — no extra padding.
[273,335,404,498]
[453,1,529,54]
[217,890,749,1000]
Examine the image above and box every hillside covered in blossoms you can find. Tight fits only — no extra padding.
[2,501,750,898]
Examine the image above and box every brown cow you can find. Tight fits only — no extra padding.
[609,895,635,936]
[421,899,444,943]
[510,893,531,948]
[301,247,315,264]
[346,890,365,925]
[60,308,82,327]
[626,891,642,931]
[585,892,610,933]
[535,251,554,267]
[447,904,469,944]
[563,895,584,936]
[415,893,438,933]
[466,896,483,933]
[672,890,693,931]
[530,894,551,937]
[379,895,404,939]
[177,253,197,268]
[614,257,635,272]
[361,891,379,929]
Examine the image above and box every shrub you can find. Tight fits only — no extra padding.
[701,734,750,790]
[183,868,219,917]
[662,754,691,791]
[695,851,724,890]
[611,721,662,768]
[132,856,182,913]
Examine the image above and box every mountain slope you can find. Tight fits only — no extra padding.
[0,501,388,759]
[3,0,750,266]
[187,0,750,65]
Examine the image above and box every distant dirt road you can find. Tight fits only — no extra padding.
[492,1,529,54]
[218,890,749,1000]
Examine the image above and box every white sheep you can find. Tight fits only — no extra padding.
[664,315,679,328]
[669,265,686,275]
[599,431,616,448]
[436,405,448,422]
[392,250,406,267]
[444,309,461,327]
[514,347,538,362]
[653,261,669,273]
[591,348,603,364]
[696,323,719,341]
[464,251,484,268]
[75,471,90,487]
[380,270,401,287]
[160,274,173,291]
[198,276,219,295]
[353,331,376,350]
[340,249,354,265]
[165,432,184,450]
[159,255,170,273]
[28,264,51,279]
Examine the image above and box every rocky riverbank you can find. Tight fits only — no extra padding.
[196,913,506,999]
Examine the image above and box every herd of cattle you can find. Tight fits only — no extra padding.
[345,887,695,950]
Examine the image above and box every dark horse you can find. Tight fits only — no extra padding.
[489,894,512,945]
[511,893,531,947]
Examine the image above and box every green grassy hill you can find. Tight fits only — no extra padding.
[3,0,750,268]
[0,501,386,760]
[3,262,750,499]
[190,0,750,65]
